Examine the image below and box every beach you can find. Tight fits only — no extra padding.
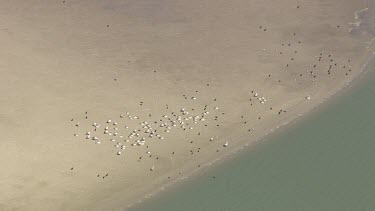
[0,0,373,210]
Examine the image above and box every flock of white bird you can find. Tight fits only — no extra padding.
[73,95,234,172]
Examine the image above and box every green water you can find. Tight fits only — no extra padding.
[134,67,375,211]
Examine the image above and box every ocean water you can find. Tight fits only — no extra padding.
[133,59,375,211]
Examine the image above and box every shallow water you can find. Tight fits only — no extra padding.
[133,58,375,211]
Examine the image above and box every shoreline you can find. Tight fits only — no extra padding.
[126,41,375,210]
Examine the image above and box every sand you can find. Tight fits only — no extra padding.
[0,0,373,210]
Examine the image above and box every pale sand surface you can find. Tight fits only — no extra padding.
[0,0,373,210]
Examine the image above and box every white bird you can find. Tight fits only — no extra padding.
[223,141,229,147]
[150,166,155,171]
[117,151,122,155]
[107,119,112,123]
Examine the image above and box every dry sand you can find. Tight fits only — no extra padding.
[0,0,374,210]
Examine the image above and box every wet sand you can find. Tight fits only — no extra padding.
[0,0,373,210]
